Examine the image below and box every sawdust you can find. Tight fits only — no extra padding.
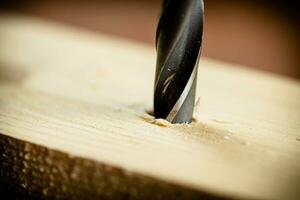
[140,113,172,127]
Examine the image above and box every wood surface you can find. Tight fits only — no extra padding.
[0,14,300,200]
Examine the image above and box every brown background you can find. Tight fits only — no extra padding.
[1,0,299,79]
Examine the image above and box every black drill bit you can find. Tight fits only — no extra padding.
[154,0,204,123]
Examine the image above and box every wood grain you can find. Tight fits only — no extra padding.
[0,14,300,200]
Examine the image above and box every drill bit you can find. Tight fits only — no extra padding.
[154,0,204,123]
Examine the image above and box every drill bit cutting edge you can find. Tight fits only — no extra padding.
[154,0,204,123]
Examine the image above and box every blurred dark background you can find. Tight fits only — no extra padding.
[1,0,299,79]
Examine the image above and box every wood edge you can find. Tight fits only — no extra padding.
[0,133,233,200]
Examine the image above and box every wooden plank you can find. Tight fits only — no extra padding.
[0,14,300,200]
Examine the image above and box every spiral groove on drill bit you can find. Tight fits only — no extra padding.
[154,0,204,123]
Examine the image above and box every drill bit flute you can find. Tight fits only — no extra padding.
[154,0,204,123]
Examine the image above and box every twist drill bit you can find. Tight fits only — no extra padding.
[154,0,204,123]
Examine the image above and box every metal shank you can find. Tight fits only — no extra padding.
[154,0,204,123]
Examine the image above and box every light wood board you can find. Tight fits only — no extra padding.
[0,14,300,200]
